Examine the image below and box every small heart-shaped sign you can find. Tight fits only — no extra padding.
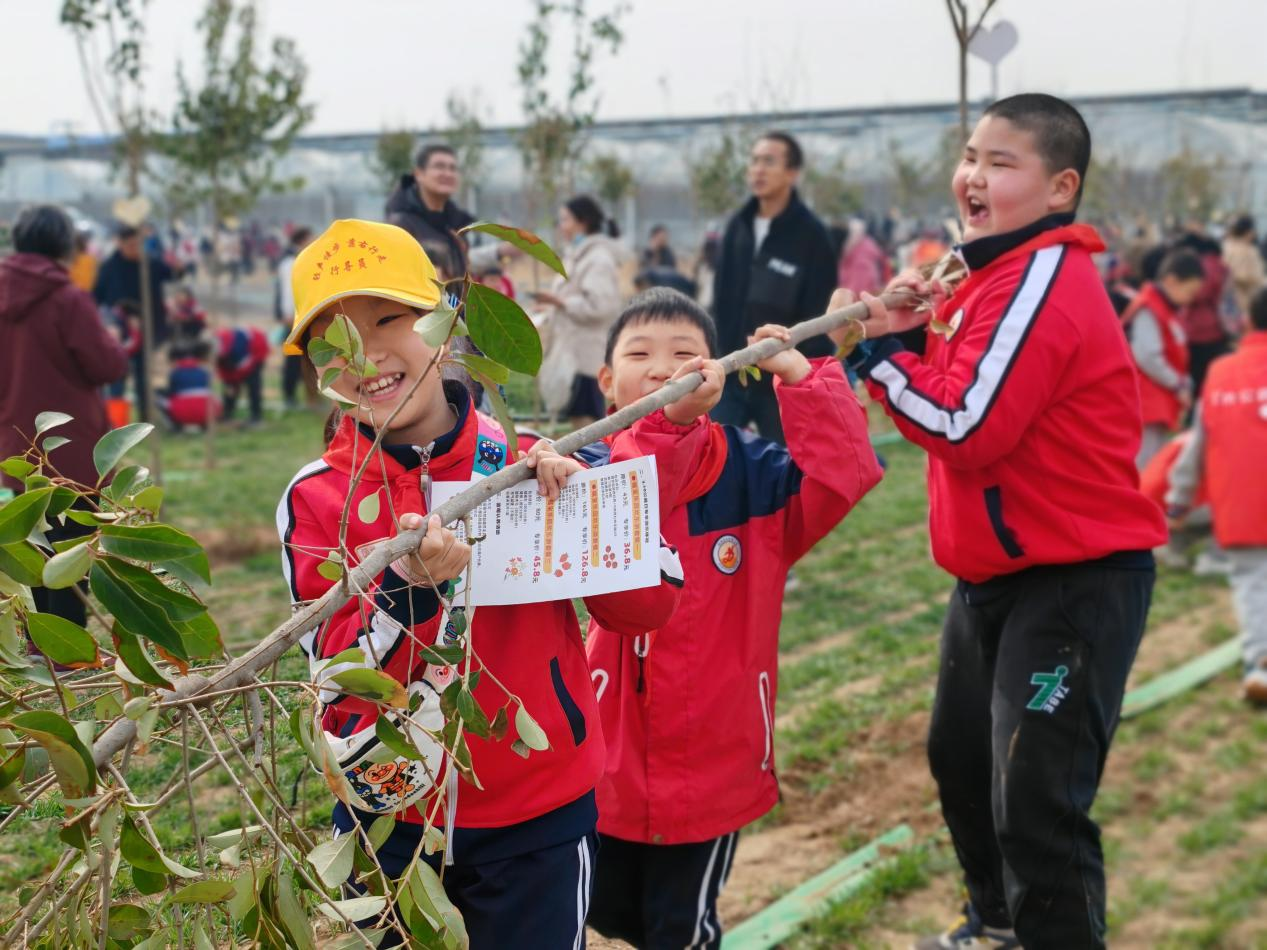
[112,195,152,227]
[969,19,1018,65]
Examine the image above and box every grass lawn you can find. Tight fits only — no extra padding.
[2,383,1262,948]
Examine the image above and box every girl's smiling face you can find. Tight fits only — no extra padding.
[307,294,452,445]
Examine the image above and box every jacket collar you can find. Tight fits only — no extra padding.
[325,380,475,480]
[957,212,1076,272]
[740,189,805,228]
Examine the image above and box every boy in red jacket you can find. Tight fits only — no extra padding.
[583,287,883,949]
[1167,287,1267,705]
[835,95,1167,949]
[1121,249,1205,467]
[276,220,683,948]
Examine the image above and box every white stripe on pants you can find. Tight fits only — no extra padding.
[573,836,593,950]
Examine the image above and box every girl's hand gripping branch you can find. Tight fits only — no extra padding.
[393,513,471,588]
[524,441,585,499]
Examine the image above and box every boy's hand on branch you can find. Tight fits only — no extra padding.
[523,442,583,500]
[828,273,938,344]
[395,513,470,587]
[664,356,724,425]
[751,324,811,384]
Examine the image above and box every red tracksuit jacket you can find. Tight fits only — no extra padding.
[277,386,683,829]
[854,217,1166,582]
[583,358,883,844]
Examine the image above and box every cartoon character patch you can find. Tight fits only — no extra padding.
[473,437,506,477]
[712,535,742,575]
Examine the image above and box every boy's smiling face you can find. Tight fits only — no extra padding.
[308,294,449,444]
[953,114,1081,243]
[599,317,712,411]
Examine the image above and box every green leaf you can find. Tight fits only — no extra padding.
[106,903,153,942]
[45,486,77,519]
[420,643,465,666]
[456,688,491,739]
[99,523,211,586]
[0,747,26,793]
[407,860,469,947]
[357,490,381,525]
[367,814,395,851]
[477,376,521,461]
[133,485,163,515]
[7,710,96,797]
[89,561,190,660]
[0,540,43,587]
[464,283,543,375]
[120,814,165,874]
[375,715,423,760]
[95,691,124,720]
[329,668,408,707]
[93,423,154,481]
[170,880,237,904]
[317,550,343,582]
[34,411,73,437]
[0,488,52,545]
[450,351,510,385]
[42,543,93,590]
[59,820,91,851]
[458,221,567,277]
[307,833,355,889]
[306,336,340,368]
[510,738,531,759]
[132,866,168,895]
[414,299,462,347]
[315,895,387,923]
[275,863,317,950]
[104,555,205,621]
[26,614,100,667]
[175,611,223,659]
[106,464,149,501]
[515,704,549,751]
[111,627,174,689]
[42,435,70,453]
[0,458,35,481]
[123,696,153,720]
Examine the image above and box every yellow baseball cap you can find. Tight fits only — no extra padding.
[285,219,442,355]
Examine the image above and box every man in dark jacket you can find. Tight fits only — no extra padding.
[93,224,178,420]
[1,205,128,625]
[711,131,837,442]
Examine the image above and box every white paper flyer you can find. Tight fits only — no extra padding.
[430,456,661,606]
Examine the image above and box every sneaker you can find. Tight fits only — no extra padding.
[1242,660,1267,707]
[1193,549,1234,577]
[912,903,1020,950]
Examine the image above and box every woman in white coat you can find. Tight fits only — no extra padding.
[533,195,626,425]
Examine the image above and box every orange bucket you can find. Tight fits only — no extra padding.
[105,397,131,429]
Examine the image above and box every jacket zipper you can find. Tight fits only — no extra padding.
[633,634,650,694]
[758,671,774,771]
[413,442,434,507]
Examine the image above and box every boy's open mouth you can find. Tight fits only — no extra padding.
[966,195,989,226]
[360,372,405,402]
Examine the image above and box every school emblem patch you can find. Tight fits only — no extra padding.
[712,535,742,575]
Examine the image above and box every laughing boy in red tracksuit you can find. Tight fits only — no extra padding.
[835,95,1167,949]
[582,287,883,949]
[277,220,683,948]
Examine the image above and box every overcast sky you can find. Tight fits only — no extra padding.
[4,0,1263,137]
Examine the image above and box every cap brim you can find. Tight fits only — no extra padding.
[284,286,442,356]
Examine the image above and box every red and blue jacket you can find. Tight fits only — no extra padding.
[216,326,270,385]
[850,214,1167,583]
[164,357,220,426]
[277,383,684,846]
[582,358,883,844]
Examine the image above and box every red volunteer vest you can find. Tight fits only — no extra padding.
[1201,332,1267,547]
[1122,283,1189,429]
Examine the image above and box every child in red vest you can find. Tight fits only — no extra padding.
[1167,287,1267,704]
[277,220,683,948]
[1121,250,1206,467]
[834,94,1167,949]
[215,325,270,424]
[583,288,883,948]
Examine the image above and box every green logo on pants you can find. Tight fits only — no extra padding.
[1027,665,1070,713]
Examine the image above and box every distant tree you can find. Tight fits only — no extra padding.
[516,0,627,225]
[370,129,417,192]
[944,0,1001,142]
[588,152,635,211]
[688,126,748,219]
[445,91,487,208]
[802,156,863,224]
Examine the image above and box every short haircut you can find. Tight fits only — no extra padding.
[1230,214,1256,239]
[983,93,1091,206]
[13,205,74,260]
[649,224,667,237]
[1158,250,1205,283]
[414,143,455,170]
[171,338,213,361]
[290,226,313,247]
[757,130,803,170]
[115,224,140,241]
[1251,287,1267,331]
[604,287,718,364]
